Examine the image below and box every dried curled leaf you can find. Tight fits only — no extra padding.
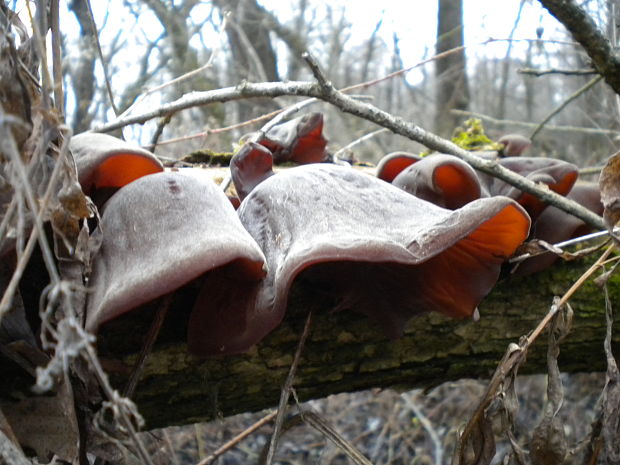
[599,151,620,233]
[601,284,620,463]
[529,301,571,465]
[3,378,79,463]
[453,341,527,465]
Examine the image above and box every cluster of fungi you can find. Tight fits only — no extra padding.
[13,113,605,357]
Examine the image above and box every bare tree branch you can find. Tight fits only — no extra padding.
[518,67,598,76]
[452,109,620,136]
[92,77,604,229]
[530,75,604,140]
[539,0,620,95]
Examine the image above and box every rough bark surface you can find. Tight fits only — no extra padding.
[540,0,620,96]
[82,256,619,429]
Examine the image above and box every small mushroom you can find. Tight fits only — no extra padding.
[513,182,603,276]
[376,152,420,183]
[70,133,163,206]
[233,148,530,338]
[85,170,268,356]
[391,154,482,209]
[257,112,328,164]
[378,152,578,222]
[230,142,275,201]
[477,157,578,221]
[498,134,532,157]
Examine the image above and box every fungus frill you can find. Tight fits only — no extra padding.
[476,157,578,221]
[376,152,420,183]
[513,183,603,276]
[70,133,163,206]
[378,152,579,222]
[498,134,532,157]
[230,142,274,201]
[232,146,531,340]
[85,170,268,356]
[256,112,328,164]
[389,154,482,209]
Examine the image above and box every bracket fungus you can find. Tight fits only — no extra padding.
[85,170,269,356]
[232,144,530,339]
[389,154,482,209]
[513,182,603,276]
[70,133,163,206]
[230,142,275,201]
[376,152,420,183]
[378,152,579,223]
[498,134,532,157]
[477,157,578,221]
[256,112,328,164]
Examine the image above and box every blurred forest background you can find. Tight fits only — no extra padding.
[2,0,619,464]
[53,0,620,166]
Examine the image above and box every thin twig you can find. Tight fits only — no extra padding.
[298,410,373,465]
[509,228,614,263]
[85,343,155,465]
[122,294,172,398]
[401,393,443,465]
[518,67,597,76]
[118,12,230,120]
[263,311,314,465]
[147,114,173,152]
[332,128,389,160]
[85,0,119,115]
[50,0,64,117]
[580,165,605,175]
[24,0,52,109]
[0,119,67,319]
[530,75,603,140]
[92,58,605,229]
[451,109,620,136]
[196,411,277,465]
[458,245,614,448]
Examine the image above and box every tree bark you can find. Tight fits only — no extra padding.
[434,0,470,137]
[84,256,618,429]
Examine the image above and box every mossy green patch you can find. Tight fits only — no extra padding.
[451,118,503,152]
[181,149,233,165]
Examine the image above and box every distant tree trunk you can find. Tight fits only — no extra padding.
[434,0,469,137]
[68,0,97,133]
[497,0,525,120]
[214,0,278,83]
[213,0,280,123]
[524,41,535,122]
[286,0,309,81]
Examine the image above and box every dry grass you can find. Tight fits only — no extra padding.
[131,372,605,465]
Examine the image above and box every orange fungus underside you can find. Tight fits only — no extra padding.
[416,203,530,318]
[433,164,481,208]
[93,154,163,188]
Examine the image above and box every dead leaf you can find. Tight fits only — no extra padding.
[601,284,620,464]
[3,376,79,463]
[453,342,526,465]
[599,151,620,233]
[529,301,571,465]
